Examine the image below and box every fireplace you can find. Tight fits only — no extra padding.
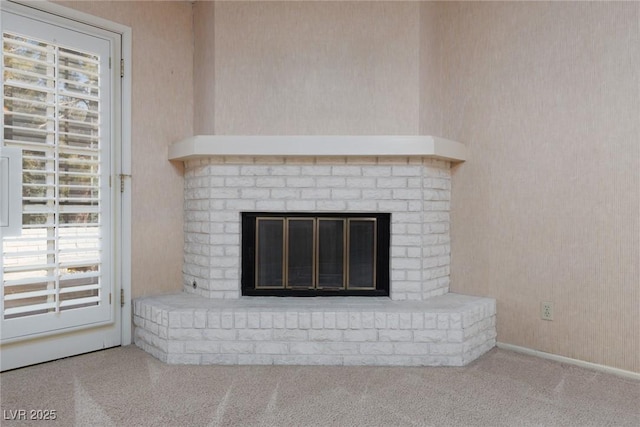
[241,212,390,296]
[132,136,497,367]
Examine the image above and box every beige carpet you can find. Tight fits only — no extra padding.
[0,346,638,426]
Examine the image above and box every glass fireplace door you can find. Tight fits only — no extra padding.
[287,218,314,288]
[245,213,389,296]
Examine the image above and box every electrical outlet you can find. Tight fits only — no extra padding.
[541,302,553,321]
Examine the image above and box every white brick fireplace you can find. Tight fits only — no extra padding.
[183,155,452,300]
[133,136,496,366]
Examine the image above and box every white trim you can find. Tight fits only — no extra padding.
[1,323,120,371]
[169,135,467,162]
[497,342,640,381]
[119,29,132,345]
[2,0,133,346]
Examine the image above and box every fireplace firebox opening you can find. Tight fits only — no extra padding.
[242,212,390,296]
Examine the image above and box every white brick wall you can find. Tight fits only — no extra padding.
[134,293,497,367]
[183,156,452,300]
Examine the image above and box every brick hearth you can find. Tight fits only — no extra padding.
[134,293,496,366]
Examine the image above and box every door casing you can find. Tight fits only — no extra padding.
[0,0,131,371]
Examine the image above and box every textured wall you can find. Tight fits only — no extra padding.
[418,1,443,136]
[439,1,640,373]
[193,1,216,135]
[211,1,420,135]
[57,1,193,298]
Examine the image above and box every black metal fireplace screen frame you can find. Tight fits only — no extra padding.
[241,212,390,297]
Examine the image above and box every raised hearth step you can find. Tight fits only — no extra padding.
[134,292,496,366]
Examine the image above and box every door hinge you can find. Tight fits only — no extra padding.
[109,292,112,305]
[119,173,131,193]
[120,288,125,308]
[120,59,124,78]
[109,57,112,69]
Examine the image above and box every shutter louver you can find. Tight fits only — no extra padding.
[2,32,103,319]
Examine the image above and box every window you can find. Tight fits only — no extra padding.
[1,12,114,338]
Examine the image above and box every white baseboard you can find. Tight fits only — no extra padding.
[497,342,640,381]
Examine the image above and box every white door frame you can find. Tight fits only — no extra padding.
[1,0,132,349]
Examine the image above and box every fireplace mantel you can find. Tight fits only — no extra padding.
[168,135,467,162]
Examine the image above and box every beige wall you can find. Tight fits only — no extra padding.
[52,1,639,372]
[207,1,420,135]
[193,1,216,135]
[418,1,443,136]
[201,1,640,372]
[438,1,640,373]
[57,1,193,298]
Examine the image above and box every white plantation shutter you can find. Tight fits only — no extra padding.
[2,31,104,320]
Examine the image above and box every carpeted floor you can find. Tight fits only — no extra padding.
[0,346,638,426]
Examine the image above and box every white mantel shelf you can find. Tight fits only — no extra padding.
[169,135,467,162]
